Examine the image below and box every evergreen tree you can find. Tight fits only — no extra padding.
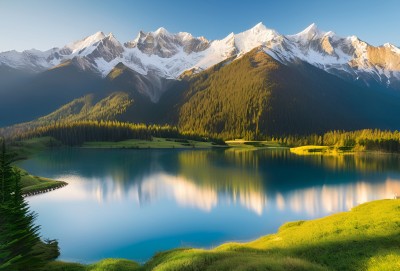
[0,140,43,271]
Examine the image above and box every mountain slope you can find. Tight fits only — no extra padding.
[2,23,400,136]
[0,61,104,126]
[175,48,400,138]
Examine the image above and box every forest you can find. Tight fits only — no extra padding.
[1,117,399,153]
[1,120,225,146]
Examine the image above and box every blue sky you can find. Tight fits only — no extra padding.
[1,0,399,52]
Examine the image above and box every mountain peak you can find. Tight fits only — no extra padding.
[289,23,325,43]
[154,27,170,36]
[65,31,106,54]
[298,23,322,36]
[107,32,116,38]
[384,43,400,54]
[251,22,267,31]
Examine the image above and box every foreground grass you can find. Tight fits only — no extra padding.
[82,137,226,149]
[46,199,400,270]
[44,259,140,271]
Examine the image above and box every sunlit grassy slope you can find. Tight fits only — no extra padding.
[45,199,400,271]
[290,145,332,155]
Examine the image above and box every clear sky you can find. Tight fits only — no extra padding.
[1,0,399,52]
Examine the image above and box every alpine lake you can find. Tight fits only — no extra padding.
[16,147,400,263]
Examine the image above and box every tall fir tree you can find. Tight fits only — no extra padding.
[0,139,44,271]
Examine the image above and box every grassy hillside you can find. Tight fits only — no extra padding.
[32,92,133,124]
[44,199,400,270]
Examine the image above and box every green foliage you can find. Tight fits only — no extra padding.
[82,137,224,149]
[9,121,178,146]
[41,261,85,271]
[41,200,400,271]
[19,169,67,196]
[87,259,140,271]
[178,49,276,140]
[0,141,46,270]
[143,199,400,271]
[3,120,226,147]
[279,129,400,153]
[35,92,133,124]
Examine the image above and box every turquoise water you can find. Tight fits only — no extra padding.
[17,148,400,263]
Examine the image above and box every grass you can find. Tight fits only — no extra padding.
[5,137,68,195]
[44,199,400,270]
[81,137,226,149]
[289,145,357,155]
[9,136,62,160]
[225,139,286,150]
[42,259,140,271]
[19,168,67,195]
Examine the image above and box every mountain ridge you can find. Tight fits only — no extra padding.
[2,23,400,135]
[1,22,400,92]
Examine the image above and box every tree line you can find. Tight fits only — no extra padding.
[3,120,225,146]
[272,129,400,152]
[0,140,59,270]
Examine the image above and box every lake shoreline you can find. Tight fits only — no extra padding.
[290,145,400,156]
[43,199,400,270]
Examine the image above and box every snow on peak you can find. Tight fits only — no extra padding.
[66,31,106,54]
[304,23,318,32]
[3,22,400,93]
[289,23,325,42]
[154,27,170,36]
[234,22,281,53]
[251,22,267,31]
[383,43,400,54]
[105,33,121,45]
[107,32,116,39]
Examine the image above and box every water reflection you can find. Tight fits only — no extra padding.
[20,148,400,216]
[16,148,400,262]
[53,171,400,217]
[280,178,400,215]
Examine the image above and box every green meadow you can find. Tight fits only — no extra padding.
[81,137,225,149]
[43,199,400,271]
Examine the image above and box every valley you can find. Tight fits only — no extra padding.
[2,6,400,270]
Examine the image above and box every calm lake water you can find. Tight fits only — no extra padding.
[17,148,400,263]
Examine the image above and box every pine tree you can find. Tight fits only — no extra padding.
[0,140,44,271]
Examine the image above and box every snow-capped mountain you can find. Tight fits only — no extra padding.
[1,22,400,91]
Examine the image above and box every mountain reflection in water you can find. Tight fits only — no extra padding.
[18,148,400,263]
